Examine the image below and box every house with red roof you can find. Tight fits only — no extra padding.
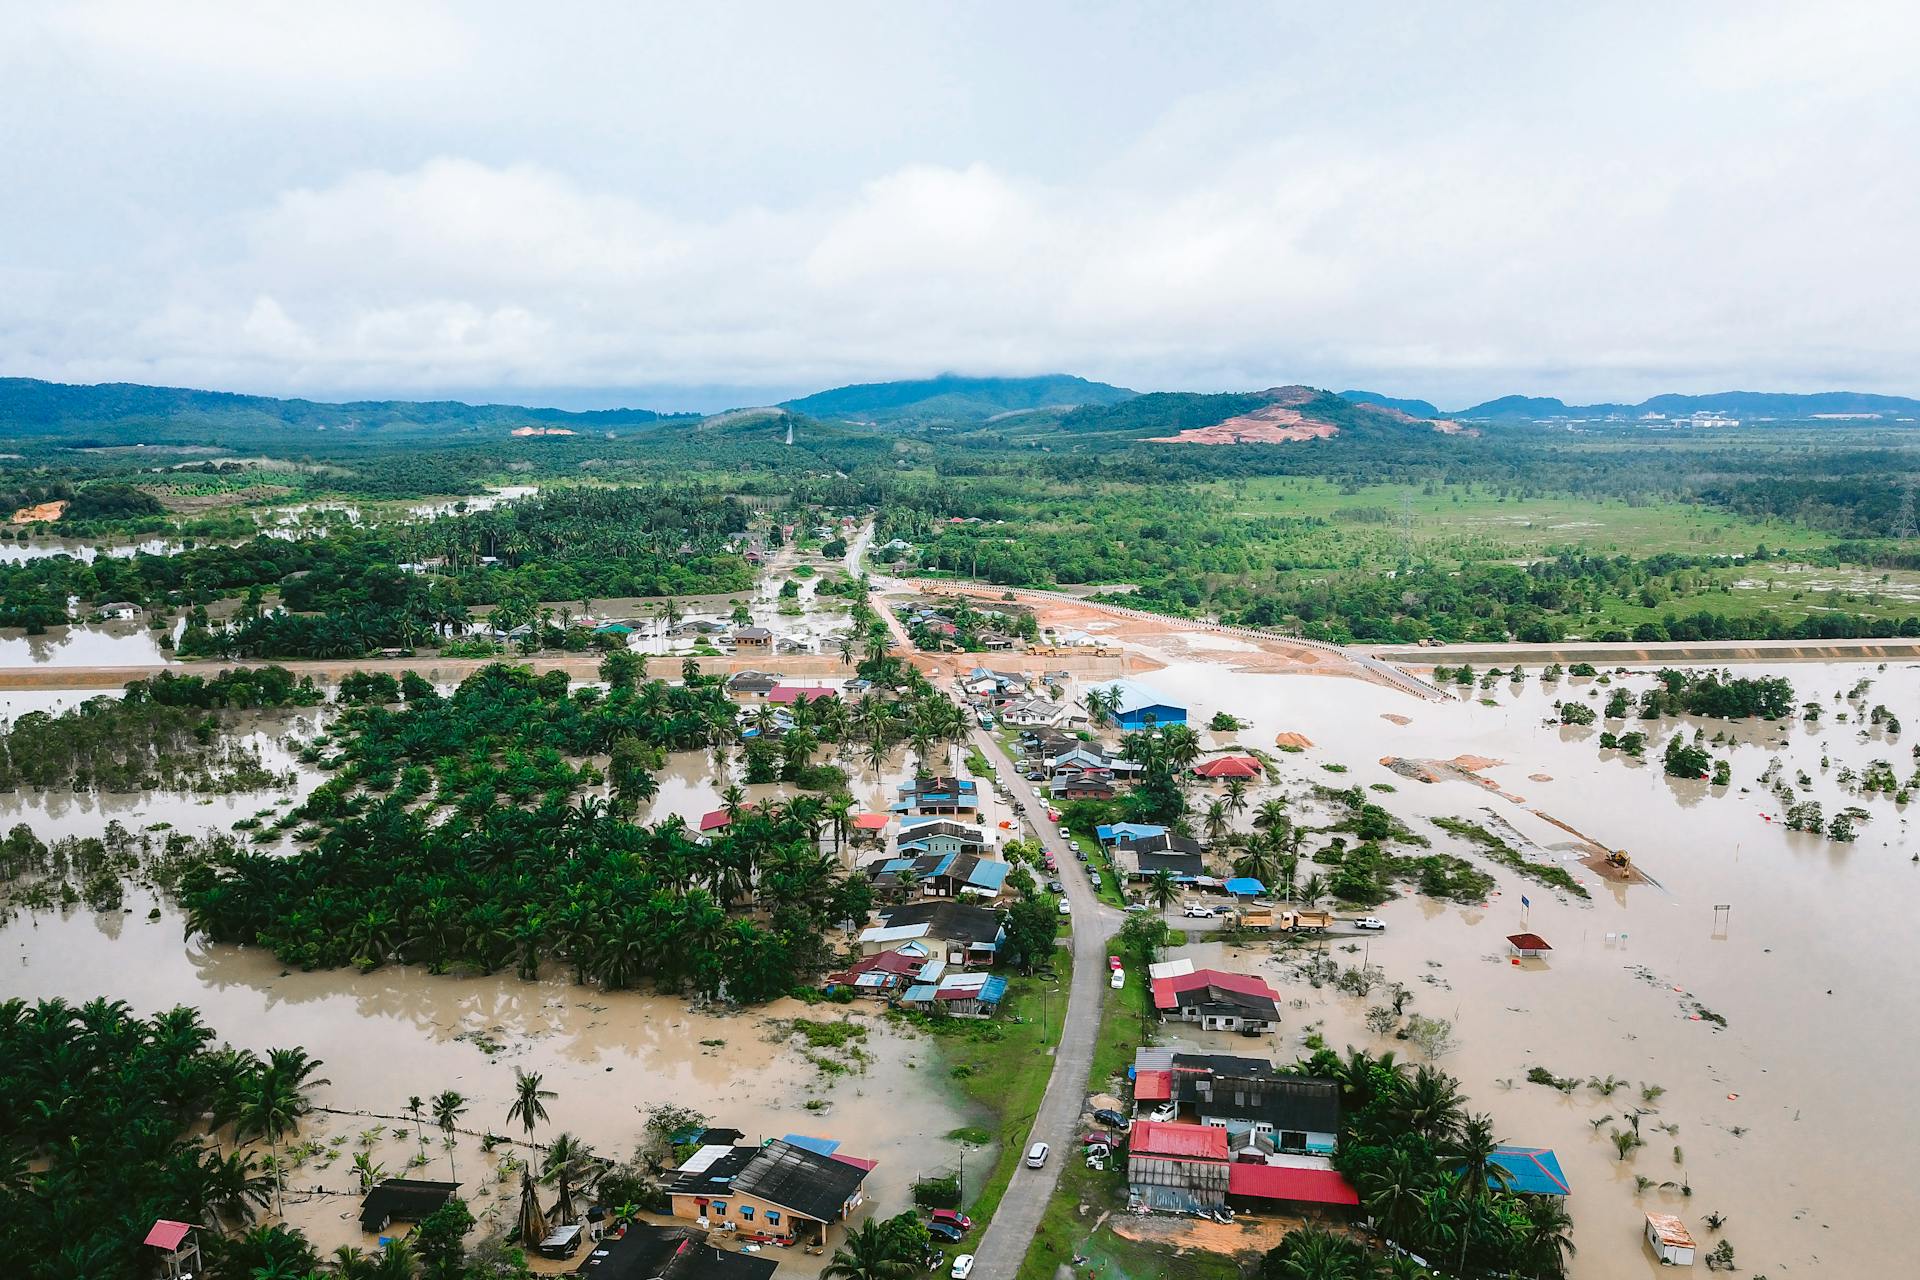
[1150,969,1281,1034]
[1193,755,1262,780]
[767,684,839,706]
[1126,1121,1231,1213]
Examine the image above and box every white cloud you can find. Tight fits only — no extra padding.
[3,2,1919,408]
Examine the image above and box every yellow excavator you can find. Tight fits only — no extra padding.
[1604,849,1633,875]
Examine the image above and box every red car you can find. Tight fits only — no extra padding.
[1108,955,1122,971]
[929,1210,974,1234]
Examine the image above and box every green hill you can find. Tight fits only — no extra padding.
[779,373,1135,424]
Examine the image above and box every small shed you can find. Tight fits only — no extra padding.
[1645,1212,1696,1266]
[1506,932,1553,959]
[143,1220,201,1278]
[360,1178,460,1234]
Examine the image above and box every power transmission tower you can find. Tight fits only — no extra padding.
[1894,475,1916,543]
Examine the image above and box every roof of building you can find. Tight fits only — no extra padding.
[144,1221,194,1251]
[780,1134,840,1156]
[733,627,774,640]
[1097,822,1167,844]
[1488,1145,1571,1196]
[1506,932,1553,951]
[1087,679,1184,715]
[767,684,838,704]
[1134,1069,1173,1102]
[1645,1213,1696,1249]
[731,1139,872,1222]
[571,1221,778,1280]
[852,813,891,831]
[727,671,781,691]
[876,901,1005,945]
[1151,969,1281,1015]
[699,809,734,832]
[1178,1069,1341,1134]
[1193,755,1262,779]
[1128,1121,1230,1161]
[896,818,988,846]
[1226,1162,1360,1205]
[857,922,931,945]
[359,1178,460,1232]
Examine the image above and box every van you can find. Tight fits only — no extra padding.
[1026,1142,1050,1168]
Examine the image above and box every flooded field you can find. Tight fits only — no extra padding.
[1116,644,1919,1279]
[0,617,185,667]
[0,671,1009,1261]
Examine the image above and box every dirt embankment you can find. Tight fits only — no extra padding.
[1375,638,1920,665]
[10,500,67,523]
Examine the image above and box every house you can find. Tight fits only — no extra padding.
[893,776,980,816]
[1096,822,1168,846]
[98,601,141,620]
[1506,932,1553,959]
[1170,1055,1340,1154]
[1126,1121,1231,1214]
[850,812,891,844]
[895,818,989,858]
[1051,769,1116,801]
[1226,1157,1361,1216]
[767,684,838,706]
[728,671,781,696]
[866,850,1009,901]
[999,695,1066,727]
[359,1178,460,1234]
[1645,1213,1697,1266]
[1111,832,1207,881]
[1086,680,1187,729]
[571,1221,777,1280]
[1193,755,1261,781]
[731,626,774,651]
[1051,747,1141,778]
[825,949,936,998]
[978,631,1018,651]
[668,1139,872,1246]
[1484,1146,1570,1196]
[897,970,1009,1018]
[869,901,1005,966]
[1151,969,1281,1033]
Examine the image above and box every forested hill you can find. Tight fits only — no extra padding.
[779,373,1135,423]
[1048,384,1464,446]
[0,377,683,444]
[1449,390,1920,420]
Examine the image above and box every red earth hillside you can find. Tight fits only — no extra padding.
[1147,386,1470,444]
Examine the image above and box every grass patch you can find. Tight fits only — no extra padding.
[1432,816,1591,898]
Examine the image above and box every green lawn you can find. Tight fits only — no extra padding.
[919,949,1074,1235]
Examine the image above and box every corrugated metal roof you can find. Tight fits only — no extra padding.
[1226,1163,1359,1205]
[1134,1069,1172,1102]
[1128,1121,1229,1160]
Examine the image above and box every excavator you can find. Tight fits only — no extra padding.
[1604,849,1633,875]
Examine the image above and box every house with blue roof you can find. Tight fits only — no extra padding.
[863,848,1011,900]
[896,818,987,858]
[1483,1146,1570,1197]
[1096,822,1169,846]
[1085,680,1187,730]
[891,776,980,816]
[897,971,1009,1019]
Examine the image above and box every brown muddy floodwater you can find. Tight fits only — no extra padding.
[0,689,1005,1266]
[1117,648,1920,1279]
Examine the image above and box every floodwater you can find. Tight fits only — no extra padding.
[0,678,1012,1260]
[1112,645,1919,1279]
[406,484,540,520]
[0,536,190,563]
[0,617,186,667]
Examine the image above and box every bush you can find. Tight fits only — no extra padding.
[912,1173,961,1208]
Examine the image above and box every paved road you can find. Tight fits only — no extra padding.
[964,725,1121,1280]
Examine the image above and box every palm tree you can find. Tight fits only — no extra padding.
[517,1165,552,1247]
[821,1218,918,1280]
[542,1132,596,1225]
[1393,1064,1466,1144]
[1223,777,1250,815]
[237,1047,329,1216]
[1520,1194,1578,1279]
[1233,837,1279,886]
[1265,1225,1369,1280]
[1298,873,1325,907]
[431,1090,467,1181]
[1147,868,1179,910]
[1355,1147,1430,1247]
[1202,799,1231,845]
[506,1068,556,1142]
[1451,1112,1508,1201]
[1253,797,1291,835]
[350,1152,386,1194]
[406,1095,428,1163]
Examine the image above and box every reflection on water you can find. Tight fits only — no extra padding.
[0,617,187,667]
[0,536,189,564]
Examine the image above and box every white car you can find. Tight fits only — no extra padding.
[951,1256,975,1280]
[1026,1141,1051,1168]
[1149,1104,1176,1123]
[1109,968,1126,989]
[1182,903,1218,918]
[1058,899,1071,916]
[1353,916,1386,930]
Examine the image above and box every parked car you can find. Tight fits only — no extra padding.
[930,1210,974,1234]
[1047,809,1061,823]
[926,1221,966,1244]
[535,1225,584,1260]
[1074,849,1088,862]
[1182,903,1218,918]
[1149,1104,1176,1123]
[1025,770,1045,781]
[1092,1108,1132,1131]
[1088,871,1102,888]
[1109,969,1126,990]
[1058,899,1071,916]
[1084,1132,1112,1148]
[1026,1142,1051,1168]
[1048,879,1063,893]
[1125,902,1149,913]
[951,1255,975,1280]
[1354,916,1386,930]
[1108,955,1122,970]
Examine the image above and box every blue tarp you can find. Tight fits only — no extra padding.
[1484,1146,1571,1196]
[977,976,1009,1004]
[1224,877,1265,896]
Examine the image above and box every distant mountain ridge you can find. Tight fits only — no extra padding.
[1346,388,1920,420]
[0,376,677,442]
[779,373,1135,423]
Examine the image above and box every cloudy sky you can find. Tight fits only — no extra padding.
[3,2,1916,411]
